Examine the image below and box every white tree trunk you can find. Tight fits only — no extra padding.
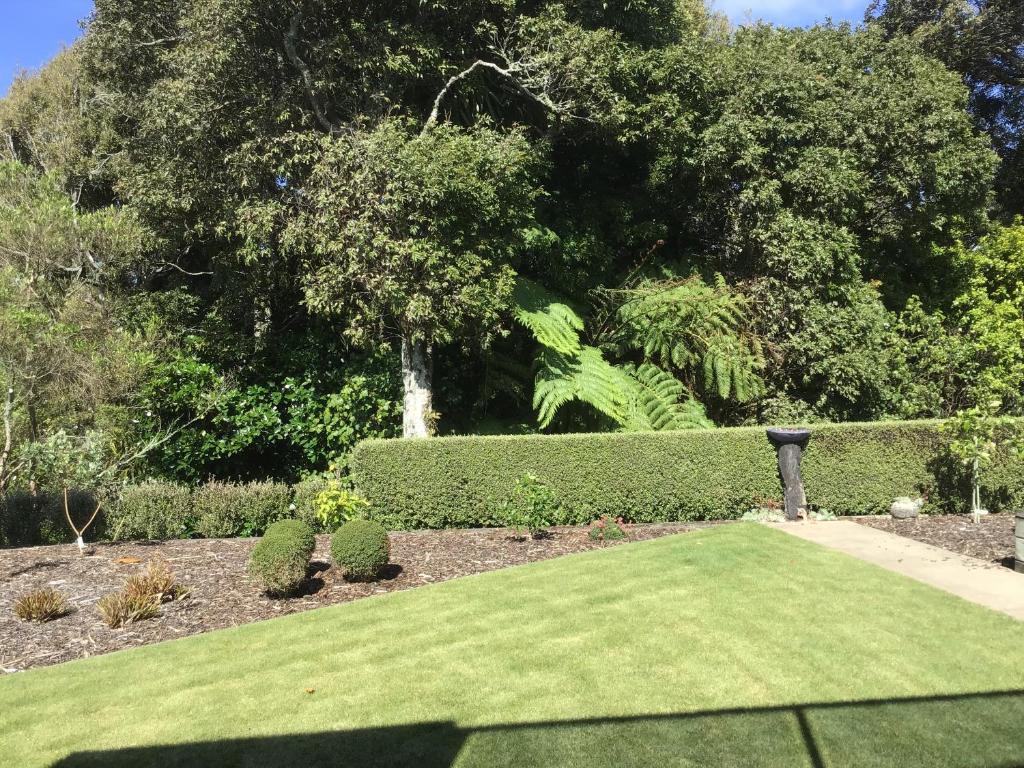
[401,337,433,438]
[0,383,13,490]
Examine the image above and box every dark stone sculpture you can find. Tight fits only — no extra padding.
[766,428,812,521]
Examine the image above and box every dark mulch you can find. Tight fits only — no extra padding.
[0,522,710,673]
[854,513,1017,568]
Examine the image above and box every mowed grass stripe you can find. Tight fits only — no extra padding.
[1,523,1022,767]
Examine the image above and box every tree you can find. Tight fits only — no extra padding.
[0,162,154,490]
[867,0,1024,215]
[284,121,543,436]
[943,402,1024,521]
[639,24,997,422]
[81,0,655,438]
[949,219,1024,412]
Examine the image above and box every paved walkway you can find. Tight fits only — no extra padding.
[768,520,1024,621]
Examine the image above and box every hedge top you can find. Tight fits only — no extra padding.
[350,419,1024,529]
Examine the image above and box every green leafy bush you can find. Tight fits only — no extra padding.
[193,481,291,538]
[314,482,371,531]
[350,420,1024,529]
[106,482,192,541]
[248,519,316,595]
[291,476,330,529]
[265,518,317,556]
[500,473,564,538]
[330,519,390,581]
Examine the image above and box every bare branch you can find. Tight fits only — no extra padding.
[136,36,181,48]
[155,260,213,277]
[283,13,338,134]
[423,59,559,134]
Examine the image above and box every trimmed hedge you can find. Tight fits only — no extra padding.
[291,476,330,529]
[105,481,193,541]
[350,420,1024,529]
[193,481,292,538]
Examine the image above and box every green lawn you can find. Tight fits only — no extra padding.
[2,523,1023,767]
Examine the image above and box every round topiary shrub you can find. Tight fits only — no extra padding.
[331,519,390,581]
[248,519,316,595]
[265,518,316,558]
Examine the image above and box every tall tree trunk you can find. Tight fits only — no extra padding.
[0,382,13,491]
[401,337,433,438]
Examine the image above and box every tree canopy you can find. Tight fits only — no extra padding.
[1,0,1021,483]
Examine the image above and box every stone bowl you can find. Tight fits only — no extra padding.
[766,427,812,447]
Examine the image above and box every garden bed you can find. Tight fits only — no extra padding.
[0,522,706,673]
[854,513,1016,568]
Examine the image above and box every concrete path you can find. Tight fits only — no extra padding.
[768,520,1024,621]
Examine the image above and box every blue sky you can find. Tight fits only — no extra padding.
[1,1,868,97]
[1,1,94,96]
[713,0,868,27]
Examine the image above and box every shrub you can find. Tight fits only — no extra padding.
[588,515,628,542]
[331,519,390,581]
[13,587,72,622]
[265,518,317,557]
[500,473,564,538]
[97,591,161,628]
[106,481,192,541]
[314,482,370,532]
[0,489,99,547]
[350,420,1024,529]
[291,475,330,529]
[124,559,189,603]
[193,481,292,538]
[248,519,316,595]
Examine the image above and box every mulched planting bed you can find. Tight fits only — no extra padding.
[0,522,710,673]
[854,513,1016,568]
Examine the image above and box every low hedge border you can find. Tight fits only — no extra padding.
[1,478,331,548]
[349,420,1024,530]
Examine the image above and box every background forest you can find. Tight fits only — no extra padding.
[1,0,1022,489]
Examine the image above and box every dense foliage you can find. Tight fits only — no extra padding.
[0,0,1021,490]
[248,518,317,595]
[330,518,390,580]
[350,421,1024,528]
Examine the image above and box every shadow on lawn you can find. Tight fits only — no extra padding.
[52,689,1024,768]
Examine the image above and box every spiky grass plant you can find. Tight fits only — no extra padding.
[13,588,72,622]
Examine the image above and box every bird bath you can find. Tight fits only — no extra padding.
[766,427,812,521]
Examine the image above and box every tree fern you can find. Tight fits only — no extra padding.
[512,278,584,355]
[517,277,718,430]
[615,276,765,403]
[533,345,630,427]
[621,363,712,431]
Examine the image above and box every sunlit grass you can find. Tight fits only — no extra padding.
[2,523,1023,767]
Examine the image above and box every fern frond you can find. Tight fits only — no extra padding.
[533,345,630,428]
[621,363,712,431]
[615,275,764,405]
[513,278,584,355]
